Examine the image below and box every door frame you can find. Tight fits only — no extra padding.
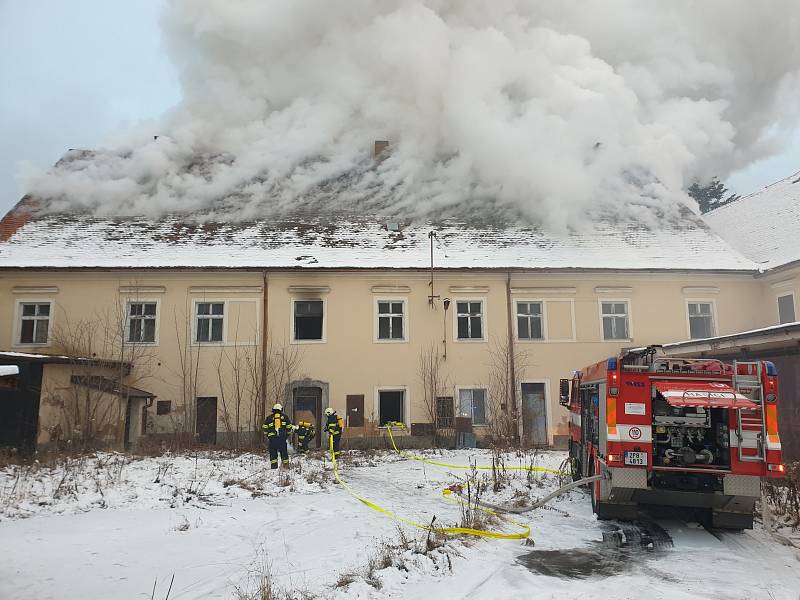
[293,386,323,448]
[519,379,551,446]
[195,396,218,445]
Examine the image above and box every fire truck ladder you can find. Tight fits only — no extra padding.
[733,361,765,463]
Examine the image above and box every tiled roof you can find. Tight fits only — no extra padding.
[0,206,757,271]
[703,170,800,269]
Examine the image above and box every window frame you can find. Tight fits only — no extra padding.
[14,299,54,347]
[514,299,547,342]
[685,299,717,340]
[373,297,409,343]
[452,297,487,342]
[455,386,490,427]
[125,299,161,346]
[777,292,796,325]
[374,385,408,428]
[192,299,227,345]
[598,299,633,342]
[290,298,327,344]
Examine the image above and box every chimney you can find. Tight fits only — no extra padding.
[374,140,389,160]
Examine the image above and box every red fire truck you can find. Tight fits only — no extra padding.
[561,346,784,529]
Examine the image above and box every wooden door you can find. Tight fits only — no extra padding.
[346,394,364,427]
[196,397,217,445]
[521,383,548,447]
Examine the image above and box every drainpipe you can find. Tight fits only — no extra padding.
[505,271,519,442]
[261,271,269,425]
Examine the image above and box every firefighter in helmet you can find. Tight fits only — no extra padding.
[262,403,295,469]
[325,407,344,452]
[295,420,315,453]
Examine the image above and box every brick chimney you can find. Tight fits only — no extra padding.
[374,140,390,160]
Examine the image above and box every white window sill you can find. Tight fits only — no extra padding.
[290,339,326,345]
[374,338,408,344]
[453,338,487,343]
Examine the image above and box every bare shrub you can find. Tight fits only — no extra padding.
[764,462,800,529]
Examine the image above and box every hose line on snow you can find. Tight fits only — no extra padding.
[328,436,532,541]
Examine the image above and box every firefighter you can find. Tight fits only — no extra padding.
[324,407,344,452]
[262,403,295,469]
[295,420,315,453]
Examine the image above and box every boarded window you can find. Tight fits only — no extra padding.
[128,302,157,343]
[456,301,483,340]
[517,302,543,340]
[778,294,795,324]
[377,301,404,340]
[458,388,488,426]
[688,302,714,339]
[156,400,171,415]
[294,301,324,340]
[196,302,224,342]
[379,390,404,426]
[601,302,629,340]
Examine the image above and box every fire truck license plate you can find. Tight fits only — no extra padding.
[624,451,647,466]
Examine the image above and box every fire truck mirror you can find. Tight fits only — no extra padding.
[559,378,570,406]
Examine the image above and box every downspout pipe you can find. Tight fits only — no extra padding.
[505,271,519,443]
[261,271,269,423]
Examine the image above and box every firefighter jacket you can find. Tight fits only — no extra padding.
[296,421,315,442]
[326,413,344,437]
[262,411,294,439]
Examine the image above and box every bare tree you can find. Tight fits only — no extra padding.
[216,314,263,450]
[418,343,450,447]
[485,336,529,447]
[46,301,155,450]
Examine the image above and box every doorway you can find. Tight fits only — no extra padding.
[294,386,322,448]
[521,382,548,447]
[196,397,218,445]
[0,362,42,453]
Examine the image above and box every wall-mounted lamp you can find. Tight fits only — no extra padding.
[442,297,451,360]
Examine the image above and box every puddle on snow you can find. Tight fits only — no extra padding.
[517,521,673,579]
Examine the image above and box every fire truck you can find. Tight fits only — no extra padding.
[561,346,784,529]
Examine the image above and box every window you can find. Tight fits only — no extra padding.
[517,302,544,340]
[127,302,157,343]
[377,301,405,340]
[778,294,796,324]
[378,390,405,426]
[156,400,172,415]
[458,388,488,426]
[294,300,324,341]
[456,301,484,340]
[601,302,629,340]
[688,302,715,339]
[196,302,224,342]
[436,397,454,429]
[19,303,50,344]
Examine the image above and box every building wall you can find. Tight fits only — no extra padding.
[757,264,800,326]
[0,268,773,447]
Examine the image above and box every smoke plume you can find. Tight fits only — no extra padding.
[25,0,800,228]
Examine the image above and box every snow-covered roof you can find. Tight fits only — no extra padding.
[664,320,800,349]
[0,210,758,271]
[0,365,19,377]
[703,170,800,269]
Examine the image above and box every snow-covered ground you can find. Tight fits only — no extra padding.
[1,449,798,599]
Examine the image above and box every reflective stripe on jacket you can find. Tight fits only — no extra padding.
[262,411,293,438]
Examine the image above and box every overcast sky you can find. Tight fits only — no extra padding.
[0,0,797,215]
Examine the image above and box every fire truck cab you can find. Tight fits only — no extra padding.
[562,346,784,529]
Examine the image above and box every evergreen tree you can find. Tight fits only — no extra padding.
[687,177,739,213]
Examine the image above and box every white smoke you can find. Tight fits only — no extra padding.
[25,0,800,228]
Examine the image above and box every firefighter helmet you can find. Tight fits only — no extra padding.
[324,407,335,416]
[273,403,283,412]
